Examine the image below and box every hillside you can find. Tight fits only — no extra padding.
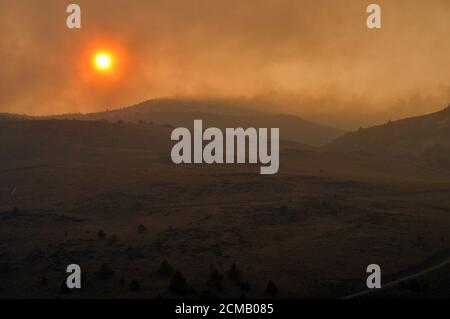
[47,99,344,147]
[327,105,450,170]
[0,120,171,162]
[0,113,31,121]
[1,118,450,299]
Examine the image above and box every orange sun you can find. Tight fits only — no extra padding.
[80,43,128,83]
[93,52,113,72]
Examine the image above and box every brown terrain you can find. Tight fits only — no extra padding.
[0,104,449,299]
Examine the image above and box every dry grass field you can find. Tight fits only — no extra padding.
[1,120,449,298]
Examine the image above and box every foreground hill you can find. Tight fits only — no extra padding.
[0,120,171,162]
[1,119,447,181]
[1,119,450,298]
[327,105,450,170]
[48,99,344,147]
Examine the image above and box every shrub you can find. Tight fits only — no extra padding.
[137,224,147,234]
[60,279,71,294]
[130,280,141,292]
[207,270,224,291]
[157,260,173,277]
[107,234,118,246]
[266,280,278,297]
[98,229,107,240]
[239,281,251,293]
[40,275,49,286]
[95,263,114,280]
[228,263,241,283]
[404,279,428,293]
[199,290,218,300]
[170,272,189,295]
[0,262,11,274]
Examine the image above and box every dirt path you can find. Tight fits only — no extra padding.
[342,257,450,299]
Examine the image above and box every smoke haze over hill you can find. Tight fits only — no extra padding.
[1,0,450,129]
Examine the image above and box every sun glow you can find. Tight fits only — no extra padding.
[80,43,128,84]
[93,52,113,72]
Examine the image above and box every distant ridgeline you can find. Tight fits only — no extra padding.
[327,104,450,171]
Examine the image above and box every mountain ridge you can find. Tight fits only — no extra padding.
[327,104,450,170]
[41,99,346,146]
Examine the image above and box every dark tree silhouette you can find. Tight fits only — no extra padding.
[239,281,251,293]
[157,260,173,277]
[207,270,224,291]
[97,229,107,240]
[60,279,71,294]
[199,290,218,300]
[0,263,11,274]
[170,272,189,295]
[130,280,141,292]
[137,224,147,234]
[228,263,241,283]
[40,275,49,286]
[107,234,118,246]
[266,280,278,298]
[95,263,114,280]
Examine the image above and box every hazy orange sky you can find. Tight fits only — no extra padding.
[1,0,449,128]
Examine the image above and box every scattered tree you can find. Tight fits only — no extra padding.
[266,280,278,298]
[108,234,118,246]
[137,224,147,234]
[170,272,189,295]
[0,262,11,274]
[97,229,107,240]
[60,279,71,293]
[199,290,218,300]
[40,275,49,286]
[239,281,251,293]
[130,280,142,292]
[228,263,241,283]
[403,279,428,294]
[95,263,114,280]
[157,260,173,277]
[207,270,224,291]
